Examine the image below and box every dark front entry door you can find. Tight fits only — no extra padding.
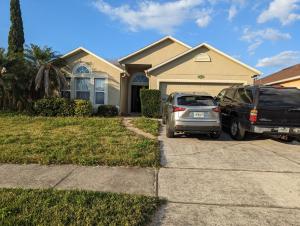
[131,86,148,113]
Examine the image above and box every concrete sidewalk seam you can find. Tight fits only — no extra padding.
[167,201,300,211]
[52,166,79,188]
[155,169,159,197]
[162,166,300,174]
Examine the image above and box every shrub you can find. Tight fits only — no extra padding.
[74,99,93,117]
[34,98,74,116]
[97,105,119,117]
[140,89,161,118]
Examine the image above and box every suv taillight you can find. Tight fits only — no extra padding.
[212,107,220,113]
[172,106,186,112]
[249,109,258,123]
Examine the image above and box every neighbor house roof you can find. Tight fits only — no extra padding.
[256,64,300,85]
[62,47,123,72]
[147,43,261,75]
[118,36,192,63]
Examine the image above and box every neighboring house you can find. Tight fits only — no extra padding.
[256,64,300,88]
[60,36,261,115]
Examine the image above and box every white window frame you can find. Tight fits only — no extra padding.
[94,75,108,106]
[73,63,92,75]
[75,77,91,100]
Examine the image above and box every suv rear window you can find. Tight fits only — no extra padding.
[177,96,215,106]
[259,88,300,107]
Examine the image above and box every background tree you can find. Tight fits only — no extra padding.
[8,0,25,58]
[25,44,67,98]
[0,48,32,110]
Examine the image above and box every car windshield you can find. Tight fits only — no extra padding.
[177,96,215,106]
[259,88,300,107]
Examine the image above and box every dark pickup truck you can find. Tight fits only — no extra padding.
[216,85,300,140]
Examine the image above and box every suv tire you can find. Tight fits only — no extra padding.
[162,115,166,125]
[230,117,245,140]
[166,121,175,138]
[209,131,221,139]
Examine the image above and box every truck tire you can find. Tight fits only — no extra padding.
[230,118,246,140]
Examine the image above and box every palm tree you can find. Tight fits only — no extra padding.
[25,44,67,98]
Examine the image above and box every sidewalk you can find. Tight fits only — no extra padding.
[0,164,157,196]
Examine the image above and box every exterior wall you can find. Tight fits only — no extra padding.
[159,82,239,98]
[120,39,189,67]
[280,80,300,88]
[62,51,121,109]
[148,46,255,95]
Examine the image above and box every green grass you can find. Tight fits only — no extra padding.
[0,188,161,226]
[0,113,159,167]
[131,117,160,136]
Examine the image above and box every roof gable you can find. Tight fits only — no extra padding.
[148,43,261,75]
[62,47,123,73]
[118,36,191,64]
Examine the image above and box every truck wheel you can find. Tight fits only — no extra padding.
[166,122,175,138]
[230,118,245,140]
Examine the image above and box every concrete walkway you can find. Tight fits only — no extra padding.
[122,117,156,139]
[0,164,157,196]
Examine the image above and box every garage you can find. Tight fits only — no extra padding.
[159,81,241,100]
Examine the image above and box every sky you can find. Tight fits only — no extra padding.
[0,0,300,76]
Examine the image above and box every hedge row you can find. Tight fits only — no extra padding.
[33,98,118,117]
[140,89,161,118]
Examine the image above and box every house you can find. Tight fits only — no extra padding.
[256,64,300,88]
[60,36,261,115]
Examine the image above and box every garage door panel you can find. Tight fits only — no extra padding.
[160,82,239,99]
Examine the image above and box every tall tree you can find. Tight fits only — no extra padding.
[8,0,25,58]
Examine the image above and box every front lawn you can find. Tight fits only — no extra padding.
[0,188,161,226]
[0,113,159,167]
[131,117,160,136]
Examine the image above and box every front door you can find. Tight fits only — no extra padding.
[131,86,148,113]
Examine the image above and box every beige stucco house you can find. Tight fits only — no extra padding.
[60,36,261,115]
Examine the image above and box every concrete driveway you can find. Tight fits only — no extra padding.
[153,127,300,226]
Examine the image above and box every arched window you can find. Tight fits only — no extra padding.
[73,63,91,74]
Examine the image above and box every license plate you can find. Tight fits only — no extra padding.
[193,112,205,118]
[278,127,290,133]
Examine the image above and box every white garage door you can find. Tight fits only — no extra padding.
[160,82,240,100]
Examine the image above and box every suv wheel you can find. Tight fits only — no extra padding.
[166,121,175,138]
[209,131,221,139]
[230,118,245,140]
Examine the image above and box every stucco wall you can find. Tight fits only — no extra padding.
[62,51,121,107]
[148,46,256,95]
[120,39,189,67]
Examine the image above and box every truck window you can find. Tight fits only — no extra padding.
[235,88,253,104]
[259,88,300,107]
[224,88,236,101]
